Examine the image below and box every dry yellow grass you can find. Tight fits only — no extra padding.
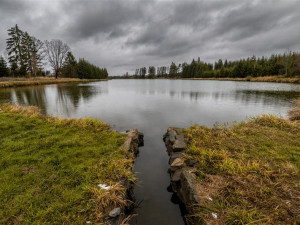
[289,98,300,121]
[184,75,300,83]
[184,115,300,224]
[0,77,107,88]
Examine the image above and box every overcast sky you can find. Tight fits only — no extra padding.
[0,0,300,75]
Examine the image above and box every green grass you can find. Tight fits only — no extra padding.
[184,115,300,224]
[0,104,134,224]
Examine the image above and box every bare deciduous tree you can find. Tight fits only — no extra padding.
[44,39,70,78]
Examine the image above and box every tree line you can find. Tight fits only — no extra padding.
[0,24,108,79]
[126,53,300,79]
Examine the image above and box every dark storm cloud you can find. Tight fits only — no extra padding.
[62,0,148,41]
[212,1,300,42]
[1,0,300,75]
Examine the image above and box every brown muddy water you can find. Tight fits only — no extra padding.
[1,79,300,225]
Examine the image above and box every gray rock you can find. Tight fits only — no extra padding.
[179,170,201,204]
[171,169,182,182]
[175,134,184,141]
[168,130,177,144]
[165,136,170,146]
[173,140,186,152]
[171,158,185,167]
[109,207,121,218]
[169,152,183,164]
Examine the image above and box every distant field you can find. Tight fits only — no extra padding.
[0,104,134,224]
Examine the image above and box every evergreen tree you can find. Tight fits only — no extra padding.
[169,62,177,78]
[76,58,108,79]
[10,62,19,77]
[148,66,156,78]
[6,24,25,69]
[21,31,34,74]
[28,36,45,76]
[0,56,9,77]
[62,52,77,78]
[6,25,45,77]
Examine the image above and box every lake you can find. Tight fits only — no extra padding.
[1,79,300,225]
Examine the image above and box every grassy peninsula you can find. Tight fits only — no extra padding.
[0,104,134,224]
[182,110,300,224]
[0,77,107,88]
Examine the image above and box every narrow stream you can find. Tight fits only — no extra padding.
[1,79,300,224]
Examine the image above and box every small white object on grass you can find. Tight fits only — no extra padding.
[208,197,213,201]
[86,221,91,224]
[212,212,218,219]
[98,184,111,190]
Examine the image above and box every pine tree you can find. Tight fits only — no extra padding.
[148,66,156,78]
[6,24,25,70]
[22,33,45,76]
[21,32,33,73]
[62,52,77,78]
[10,61,19,77]
[0,56,10,77]
[169,62,177,78]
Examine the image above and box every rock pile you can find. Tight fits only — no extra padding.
[163,127,200,224]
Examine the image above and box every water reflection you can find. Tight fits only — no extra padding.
[136,88,299,107]
[0,83,106,116]
[234,90,300,106]
[7,86,48,113]
[0,80,300,225]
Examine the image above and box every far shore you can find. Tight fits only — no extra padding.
[182,75,300,83]
[110,75,300,84]
[0,77,108,88]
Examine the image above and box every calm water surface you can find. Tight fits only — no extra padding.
[1,79,300,225]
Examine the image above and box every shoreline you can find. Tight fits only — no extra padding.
[181,76,300,83]
[164,113,300,224]
[0,77,108,88]
[110,76,300,84]
[0,104,142,224]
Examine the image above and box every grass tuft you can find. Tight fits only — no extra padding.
[289,98,300,121]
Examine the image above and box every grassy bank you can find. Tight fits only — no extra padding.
[0,77,107,88]
[182,106,300,224]
[184,75,300,84]
[0,104,134,224]
[289,98,300,121]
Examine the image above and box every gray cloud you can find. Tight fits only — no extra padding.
[1,0,300,75]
